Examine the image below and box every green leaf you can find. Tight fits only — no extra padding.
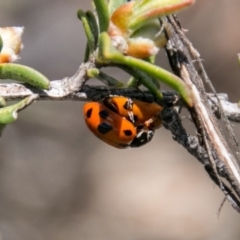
[87,68,124,87]
[77,9,96,53]
[86,10,99,48]
[0,97,6,108]
[0,94,38,135]
[130,0,194,32]
[93,0,109,33]
[0,63,50,89]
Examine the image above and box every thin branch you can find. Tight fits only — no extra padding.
[208,94,240,123]
[0,81,176,104]
[1,81,240,122]
[165,15,240,211]
[160,107,240,213]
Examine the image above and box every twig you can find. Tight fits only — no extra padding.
[160,107,240,213]
[165,15,240,211]
[1,82,240,122]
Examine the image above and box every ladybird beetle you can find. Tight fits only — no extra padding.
[83,97,163,149]
[103,96,163,128]
[83,102,137,148]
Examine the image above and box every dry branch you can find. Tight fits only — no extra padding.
[164,15,240,212]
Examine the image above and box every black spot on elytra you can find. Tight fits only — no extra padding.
[97,122,113,134]
[86,108,93,118]
[123,129,133,136]
[99,109,109,119]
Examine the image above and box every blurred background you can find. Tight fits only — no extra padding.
[1,0,240,239]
